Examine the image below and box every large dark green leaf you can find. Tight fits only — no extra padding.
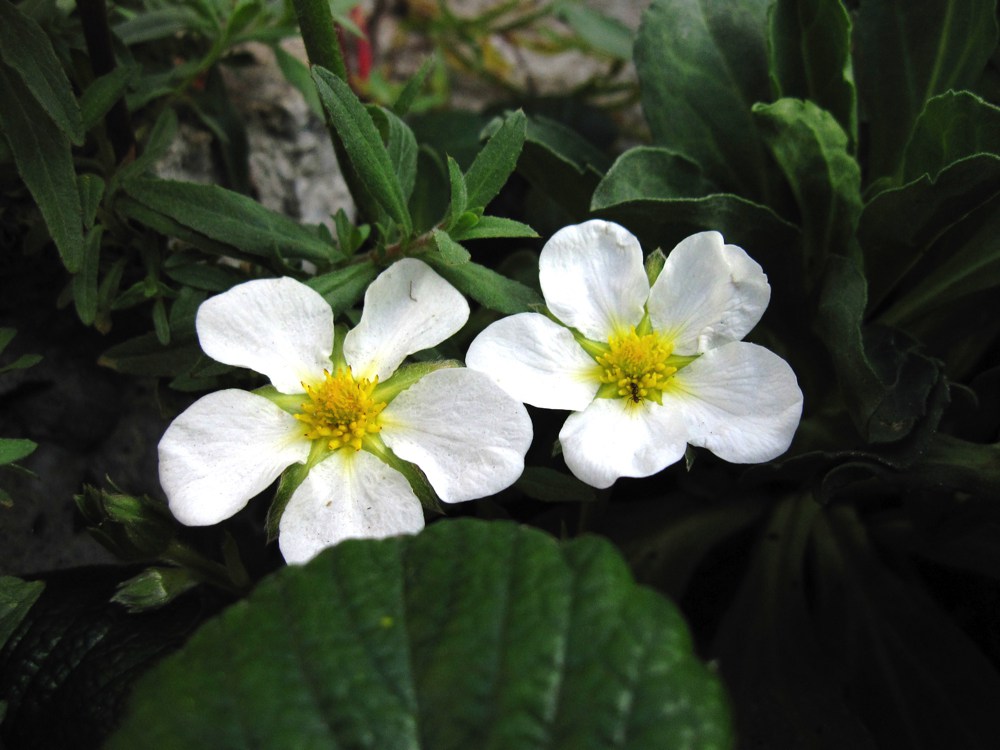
[900,91,1000,183]
[853,0,998,180]
[312,66,412,235]
[0,578,43,650]
[0,62,83,272]
[0,0,83,144]
[120,177,339,265]
[591,147,715,205]
[108,520,732,750]
[0,567,208,750]
[767,0,856,144]
[635,0,778,202]
[752,98,861,272]
[860,155,1000,311]
[812,505,1000,750]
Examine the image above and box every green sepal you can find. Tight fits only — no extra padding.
[111,567,200,613]
[645,248,667,286]
[373,359,462,403]
[265,457,314,543]
[252,384,305,412]
[363,435,442,514]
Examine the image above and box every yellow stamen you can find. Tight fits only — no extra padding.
[595,328,677,407]
[295,367,386,451]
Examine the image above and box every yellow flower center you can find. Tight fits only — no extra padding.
[295,367,386,451]
[595,328,677,406]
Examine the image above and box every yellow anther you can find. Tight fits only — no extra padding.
[295,367,386,451]
[595,328,677,406]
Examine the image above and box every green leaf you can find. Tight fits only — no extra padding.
[0,62,83,272]
[431,229,471,266]
[72,225,102,325]
[450,215,538,241]
[515,466,598,503]
[767,0,856,145]
[392,55,436,117]
[370,105,419,204]
[464,109,527,210]
[853,0,998,179]
[0,577,43,650]
[752,98,862,268]
[112,7,207,45]
[79,65,135,133]
[900,91,1000,183]
[0,0,83,144]
[77,173,105,230]
[118,108,178,182]
[445,154,468,229]
[552,1,634,59]
[0,438,36,466]
[428,260,542,314]
[312,66,412,235]
[860,155,1000,310]
[592,146,715,204]
[273,43,322,117]
[306,261,379,313]
[635,0,777,201]
[0,328,41,374]
[108,520,732,750]
[121,177,339,265]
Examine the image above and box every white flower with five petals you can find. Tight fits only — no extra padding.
[466,220,802,488]
[158,259,532,563]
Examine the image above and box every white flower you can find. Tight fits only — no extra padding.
[158,259,532,563]
[466,220,803,488]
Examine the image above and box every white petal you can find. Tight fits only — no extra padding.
[344,259,470,381]
[196,278,333,394]
[538,220,648,341]
[278,450,425,564]
[465,313,600,411]
[380,368,532,503]
[647,231,770,354]
[667,343,803,463]
[158,389,309,526]
[558,398,690,488]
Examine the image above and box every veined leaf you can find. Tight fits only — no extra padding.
[635,0,778,202]
[0,62,83,271]
[767,0,856,145]
[107,520,733,750]
[0,0,83,144]
[464,109,526,211]
[900,91,1000,183]
[312,66,412,235]
[450,215,538,241]
[370,105,418,204]
[853,0,998,180]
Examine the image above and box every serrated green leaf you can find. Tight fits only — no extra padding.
[79,65,134,133]
[0,577,43,650]
[306,261,379,313]
[428,260,542,314]
[464,109,526,210]
[752,98,862,268]
[853,0,998,180]
[107,520,732,750]
[0,0,83,144]
[450,215,538,241]
[636,0,777,201]
[312,66,412,235]
[431,228,471,266]
[121,177,339,264]
[0,439,37,466]
[0,62,83,272]
[900,91,1000,183]
[767,0,856,145]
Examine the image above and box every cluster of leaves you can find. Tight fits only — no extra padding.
[3,0,1000,747]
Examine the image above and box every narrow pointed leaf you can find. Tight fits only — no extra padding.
[464,109,526,210]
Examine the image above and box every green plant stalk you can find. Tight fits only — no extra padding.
[291,0,378,223]
[77,0,135,163]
